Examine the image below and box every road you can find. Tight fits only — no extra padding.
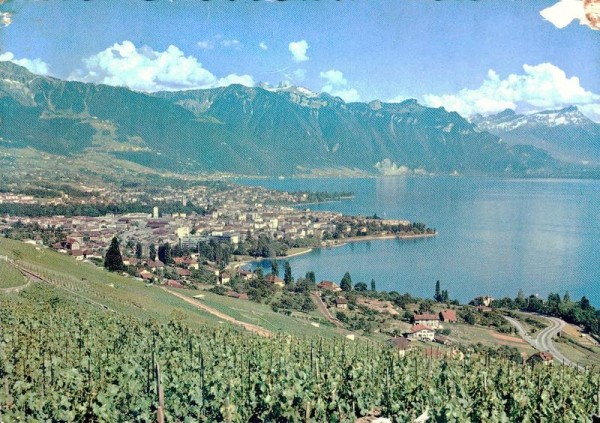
[310,292,344,328]
[503,314,584,370]
[161,287,273,337]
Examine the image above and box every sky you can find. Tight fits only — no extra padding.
[0,0,599,121]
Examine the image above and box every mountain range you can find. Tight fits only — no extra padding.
[471,107,600,166]
[0,61,594,177]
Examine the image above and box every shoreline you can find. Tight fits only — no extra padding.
[229,232,437,271]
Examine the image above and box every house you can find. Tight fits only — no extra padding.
[265,274,284,287]
[176,268,191,278]
[387,337,412,357]
[122,257,138,266]
[147,260,165,272]
[527,351,554,366]
[434,335,452,346]
[238,269,255,281]
[474,296,494,307]
[225,290,249,300]
[166,280,185,289]
[139,270,153,281]
[317,280,342,292]
[407,324,435,342]
[414,313,441,329]
[219,272,231,285]
[439,309,458,323]
[335,297,348,309]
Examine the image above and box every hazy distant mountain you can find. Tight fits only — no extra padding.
[0,61,563,176]
[471,107,600,165]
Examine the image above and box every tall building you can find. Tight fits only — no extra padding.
[182,196,187,207]
[152,206,159,219]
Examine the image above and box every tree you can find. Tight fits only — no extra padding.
[354,282,368,292]
[340,272,352,292]
[305,271,316,285]
[158,242,172,265]
[149,243,156,261]
[271,259,279,277]
[580,296,591,310]
[370,279,376,292]
[135,242,143,260]
[434,280,442,302]
[441,289,449,303]
[563,291,571,303]
[284,261,293,286]
[104,236,124,272]
[464,312,476,325]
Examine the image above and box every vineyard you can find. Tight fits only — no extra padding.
[1,285,599,422]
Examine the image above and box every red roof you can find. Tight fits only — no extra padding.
[440,309,457,322]
[176,268,191,277]
[265,274,284,284]
[411,324,433,333]
[317,280,340,290]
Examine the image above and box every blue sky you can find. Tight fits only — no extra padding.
[0,0,599,120]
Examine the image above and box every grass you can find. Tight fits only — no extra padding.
[449,322,537,356]
[0,237,345,339]
[553,325,600,367]
[508,311,548,335]
[0,259,26,288]
[0,238,223,330]
[170,288,344,339]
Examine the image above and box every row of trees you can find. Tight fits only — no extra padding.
[492,290,600,336]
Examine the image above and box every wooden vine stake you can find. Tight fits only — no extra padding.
[156,362,165,423]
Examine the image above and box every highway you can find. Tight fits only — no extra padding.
[503,314,584,370]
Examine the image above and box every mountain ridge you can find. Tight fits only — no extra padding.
[0,61,572,176]
[471,106,600,165]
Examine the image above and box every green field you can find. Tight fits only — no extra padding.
[172,288,342,339]
[2,283,599,421]
[0,238,223,329]
[0,259,26,289]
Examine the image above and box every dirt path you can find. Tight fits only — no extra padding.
[0,280,31,294]
[12,261,115,312]
[161,287,273,337]
[310,292,344,328]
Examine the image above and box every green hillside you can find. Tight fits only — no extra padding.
[0,239,599,421]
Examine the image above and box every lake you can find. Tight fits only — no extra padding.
[239,177,600,306]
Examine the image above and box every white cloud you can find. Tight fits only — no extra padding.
[540,0,589,29]
[220,39,241,48]
[324,88,360,103]
[579,104,600,122]
[319,69,360,102]
[259,41,268,50]
[422,63,600,119]
[197,40,214,50]
[288,40,309,62]
[319,69,347,86]
[68,40,254,92]
[0,52,50,75]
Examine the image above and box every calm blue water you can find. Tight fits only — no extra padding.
[239,177,600,306]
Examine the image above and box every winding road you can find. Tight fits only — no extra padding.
[503,314,584,370]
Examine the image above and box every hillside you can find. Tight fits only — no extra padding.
[0,61,563,177]
[0,239,598,421]
[471,107,600,166]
